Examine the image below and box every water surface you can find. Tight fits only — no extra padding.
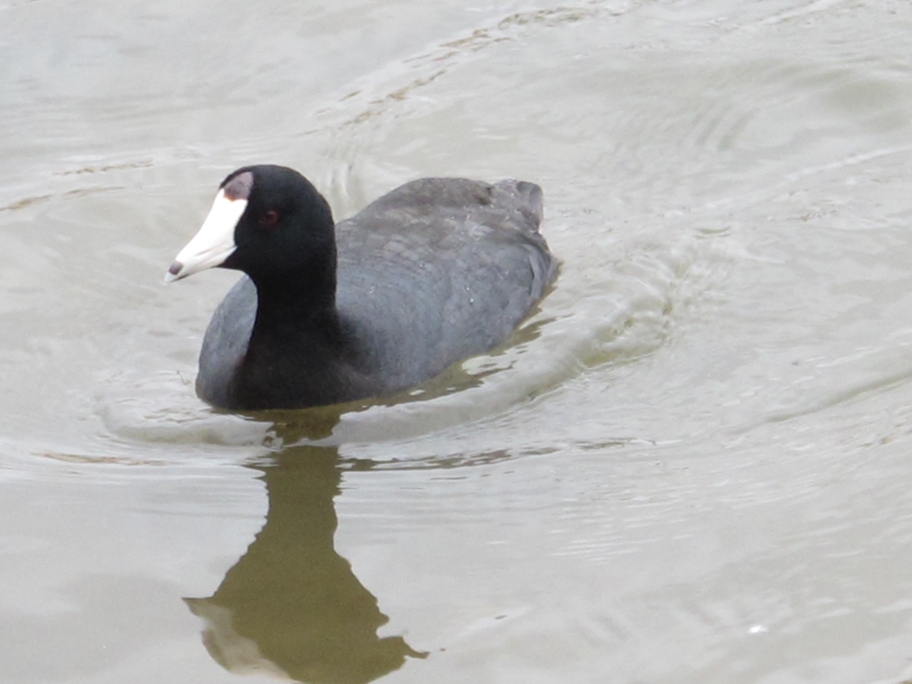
[3,1,912,682]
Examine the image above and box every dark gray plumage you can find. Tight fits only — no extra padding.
[179,166,555,410]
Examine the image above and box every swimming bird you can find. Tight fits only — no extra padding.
[166,165,555,410]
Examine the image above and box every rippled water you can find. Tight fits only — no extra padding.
[3,1,912,682]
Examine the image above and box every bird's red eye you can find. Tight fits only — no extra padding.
[260,210,279,228]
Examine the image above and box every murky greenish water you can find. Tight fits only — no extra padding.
[3,0,912,682]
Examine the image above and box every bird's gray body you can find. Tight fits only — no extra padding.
[197,177,555,409]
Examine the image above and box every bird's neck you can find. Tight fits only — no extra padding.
[236,262,367,409]
[247,249,338,326]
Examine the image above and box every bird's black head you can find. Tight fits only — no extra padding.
[167,165,336,288]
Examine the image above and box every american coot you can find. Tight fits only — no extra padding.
[166,165,555,410]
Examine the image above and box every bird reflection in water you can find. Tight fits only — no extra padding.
[185,423,426,684]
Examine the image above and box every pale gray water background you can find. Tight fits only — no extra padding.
[3,0,912,682]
